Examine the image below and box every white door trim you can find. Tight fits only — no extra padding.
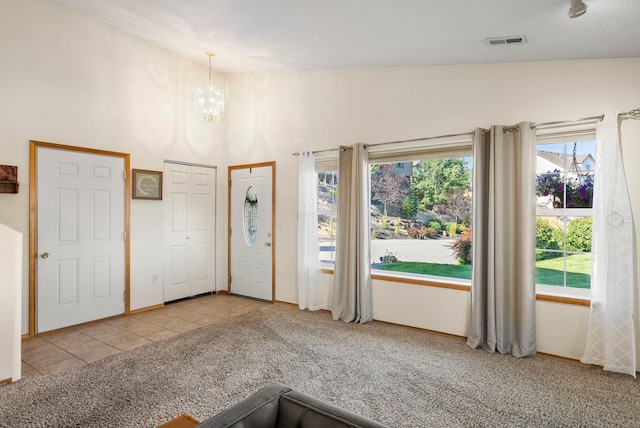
[28,141,131,337]
[227,161,276,301]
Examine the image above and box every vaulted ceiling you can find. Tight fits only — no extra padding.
[51,0,640,72]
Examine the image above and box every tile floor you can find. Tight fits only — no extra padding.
[21,294,269,378]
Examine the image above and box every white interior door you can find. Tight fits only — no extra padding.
[229,164,274,301]
[163,162,216,302]
[37,148,125,333]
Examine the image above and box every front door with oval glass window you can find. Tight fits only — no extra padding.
[229,163,274,301]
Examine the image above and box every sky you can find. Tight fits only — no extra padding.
[538,141,596,156]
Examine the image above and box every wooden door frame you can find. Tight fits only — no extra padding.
[28,141,131,337]
[227,161,276,301]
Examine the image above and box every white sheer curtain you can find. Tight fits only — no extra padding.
[332,144,373,323]
[581,112,636,377]
[467,124,537,357]
[297,151,330,311]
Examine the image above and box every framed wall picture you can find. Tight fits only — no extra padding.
[132,169,162,200]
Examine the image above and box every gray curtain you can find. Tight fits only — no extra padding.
[332,144,373,323]
[467,124,537,357]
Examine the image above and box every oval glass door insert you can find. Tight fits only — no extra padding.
[244,185,258,246]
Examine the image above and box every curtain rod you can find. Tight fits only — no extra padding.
[531,114,604,129]
[620,108,640,120]
[292,131,472,156]
[292,148,340,156]
[532,107,640,128]
[293,108,640,156]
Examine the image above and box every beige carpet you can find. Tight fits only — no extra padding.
[1,304,638,427]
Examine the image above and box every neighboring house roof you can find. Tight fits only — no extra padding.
[537,150,594,171]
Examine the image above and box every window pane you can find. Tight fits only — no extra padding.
[536,250,566,287]
[371,158,473,281]
[565,252,591,289]
[536,142,596,210]
[318,171,338,265]
[535,139,594,292]
[318,213,336,265]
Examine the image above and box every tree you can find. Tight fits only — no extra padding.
[566,217,592,252]
[433,187,471,224]
[411,158,471,211]
[402,189,419,218]
[371,164,409,216]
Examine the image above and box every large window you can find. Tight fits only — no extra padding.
[370,156,473,282]
[535,140,594,295]
[313,133,596,301]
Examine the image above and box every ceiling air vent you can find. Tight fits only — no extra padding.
[485,35,528,46]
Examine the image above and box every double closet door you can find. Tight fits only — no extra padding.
[163,162,216,302]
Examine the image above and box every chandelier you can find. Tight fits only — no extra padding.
[194,52,225,122]
[568,0,587,18]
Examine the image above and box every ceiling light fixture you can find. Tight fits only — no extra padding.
[194,52,225,122]
[568,0,587,18]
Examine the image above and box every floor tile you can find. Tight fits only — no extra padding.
[21,362,40,378]
[37,356,86,376]
[41,329,90,349]
[22,341,76,370]
[97,332,152,351]
[67,339,121,363]
[146,330,181,341]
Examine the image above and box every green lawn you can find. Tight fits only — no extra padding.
[375,261,472,279]
[375,253,591,289]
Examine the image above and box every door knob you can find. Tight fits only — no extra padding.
[264,242,272,247]
[41,252,50,259]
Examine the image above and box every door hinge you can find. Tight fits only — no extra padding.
[229,179,231,187]
[229,227,232,235]
[123,170,127,180]
[123,231,127,240]
[229,275,232,283]
[123,292,126,302]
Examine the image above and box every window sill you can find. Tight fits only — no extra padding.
[535,285,591,306]
[321,267,590,306]
[322,267,471,292]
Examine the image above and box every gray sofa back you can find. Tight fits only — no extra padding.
[196,383,388,428]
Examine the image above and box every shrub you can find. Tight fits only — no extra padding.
[420,227,437,239]
[536,218,561,251]
[379,250,399,263]
[372,228,385,239]
[566,217,592,252]
[445,221,457,237]
[427,220,442,231]
[407,227,419,239]
[451,227,473,264]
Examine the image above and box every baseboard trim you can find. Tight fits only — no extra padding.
[129,303,165,314]
[0,378,12,385]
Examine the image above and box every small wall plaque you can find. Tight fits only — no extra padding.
[132,169,162,200]
[0,165,18,194]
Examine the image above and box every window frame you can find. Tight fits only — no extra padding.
[534,128,596,302]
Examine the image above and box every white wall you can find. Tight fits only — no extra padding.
[2,0,639,363]
[0,0,228,334]
[0,224,22,381]
[225,59,640,360]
